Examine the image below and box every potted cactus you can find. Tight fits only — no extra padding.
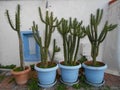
[57,18,86,85]
[82,9,117,86]
[32,7,61,88]
[5,4,31,85]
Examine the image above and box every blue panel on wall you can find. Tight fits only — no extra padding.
[21,31,40,62]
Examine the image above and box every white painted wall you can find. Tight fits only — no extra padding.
[0,0,110,66]
[103,0,120,76]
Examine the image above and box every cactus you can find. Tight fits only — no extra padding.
[32,7,61,68]
[51,39,60,63]
[83,9,117,66]
[57,18,86,65]
[5,4,24,70]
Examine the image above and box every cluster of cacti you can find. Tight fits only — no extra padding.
[6,4,24,70]
[32,7,61,68]
[5,4,117,68]
[83,9,117,66]
[57,18,86,65]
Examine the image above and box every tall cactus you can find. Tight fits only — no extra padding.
[83,9,117,66]
[57,18,86,65]
[32,7,61,68]
[6,4,24,70]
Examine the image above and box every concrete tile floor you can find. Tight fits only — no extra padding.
[0,71,120,90]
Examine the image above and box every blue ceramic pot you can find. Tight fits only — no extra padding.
[35,63,58,86]
[59,63,81,83]
[82,61,107,84]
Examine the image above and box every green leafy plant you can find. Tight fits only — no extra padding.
[27,78,39,90]
[5,4,24,70]
[32,7,61,68]
[57,18,86,65]
[0,64,16,69]
[83,9,117,66]
[78,55,87,64]
[56,83,66,90]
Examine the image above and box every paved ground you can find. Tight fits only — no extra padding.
[0,70,120,90]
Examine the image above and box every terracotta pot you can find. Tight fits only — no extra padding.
[11,66,31,85]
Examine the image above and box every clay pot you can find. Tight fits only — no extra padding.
[11,66,31,85]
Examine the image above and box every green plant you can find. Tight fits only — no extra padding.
[57,18,86,65]
[78,55,87,64]
[32,7,61,68]
[83,9,117,66]
[30,64,35,71]
[72,75,92,89]
[56,83,66,90]
[27,78,39,90]
[0,64,16,69]
[5,4,24,70]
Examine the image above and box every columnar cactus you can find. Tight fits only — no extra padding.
[57,18,86,65]
[6,4,24,70]
[83,9,117,66]
[32,7,61,68]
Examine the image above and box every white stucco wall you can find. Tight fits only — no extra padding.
[0,0,110,66]
[103,1,120,76]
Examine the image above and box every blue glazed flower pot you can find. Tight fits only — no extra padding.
[59,62,81,83]
[82,61,107,84]
[34,63,58,86]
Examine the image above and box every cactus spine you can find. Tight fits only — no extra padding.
[57,18,86,65]
[32,7,60,68]
[83,9,117,66]
[6,4,24,70]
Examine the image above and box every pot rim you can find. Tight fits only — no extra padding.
[34,63,58,72]
[82,61,107,70]
[59,62,81,69]
[11,66,31,75]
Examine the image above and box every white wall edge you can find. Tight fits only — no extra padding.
[105,69,120,76]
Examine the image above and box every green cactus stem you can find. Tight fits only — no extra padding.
[83,9,117,66]
[5,4,24,70]
[57,18,86,65]
[32,7,61,68]
[51,39,60,63]
[57,18,70,65]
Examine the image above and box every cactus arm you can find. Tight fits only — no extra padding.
[63,35,68,64]
[90,14,94,39]
[73,37,80,64]
[16,4,20,31]
[6,10,16,31]
[38,7,47,24]
[44,23,48,48]
[17,31,24,69]
[32,22,41,46]
[57,18,69,64]
[73,23,86,64]
[85,26,93,43]
[96,9,103,25]
[53,17,57,22]
[51,39,56,62]
[69,18,78,61]
[107,24,117,31]
[32,21,44,63]
[51,39,60,62]
[66,35,71,63]
[67,35,74,65]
